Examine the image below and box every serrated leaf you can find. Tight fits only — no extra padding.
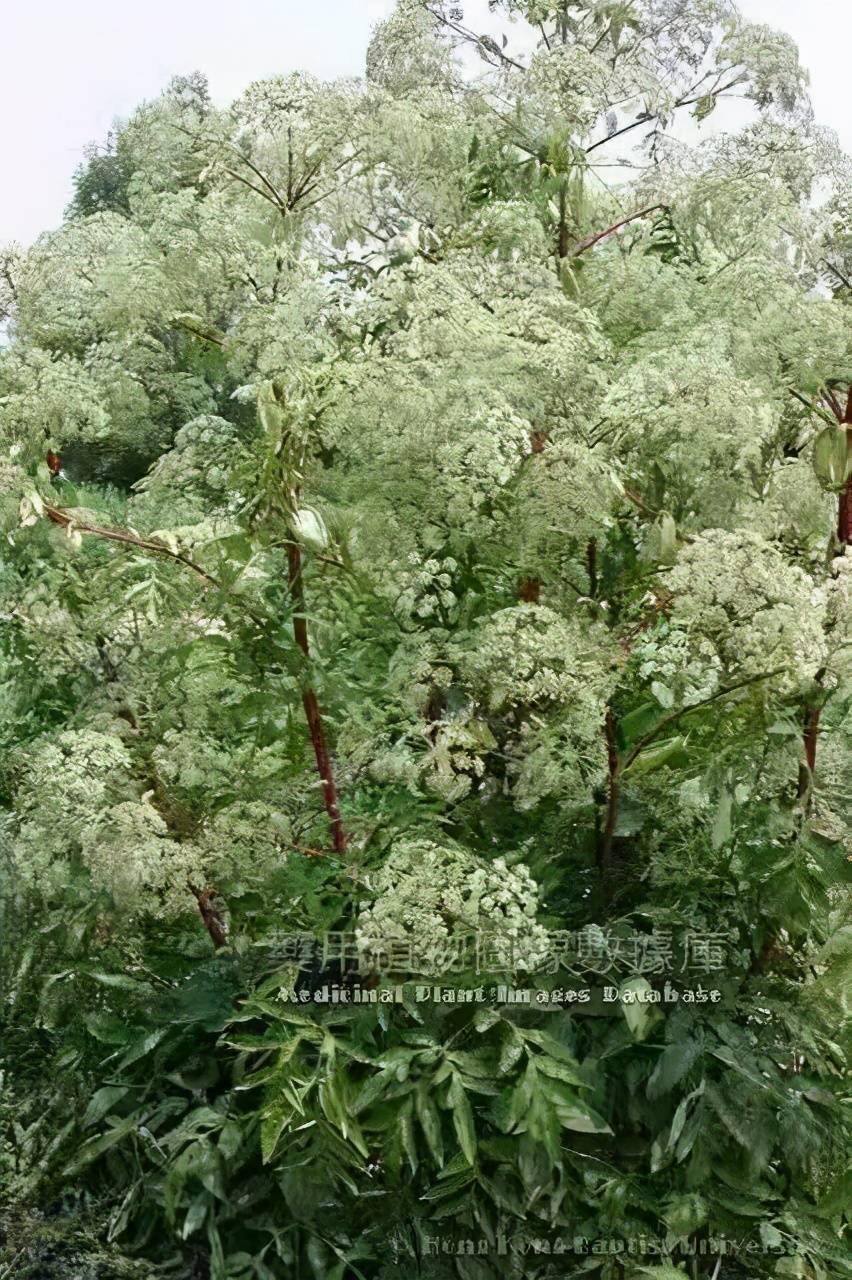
[520,1029,579,1064]
[399,1098,418,1174]
[447,1049,496,1079]
[647,1038,703,1099]
[64,1115,138,1175]
[352,1067,395,1115]
[182,1192,208,1239]
[554,1103,612,1134]
[80,1085,130,1130]
[421,1167,475,1201]
[84,970,155,994]
[416,1085,444,1167]
[535,1056,586,1087]
[498,1028,524,1075]
[633,1266,694,1279]
[113,1027,168,1070]
[261,1095,293,1164]
[448,1075,477,1165]
[668,1081,705,1156]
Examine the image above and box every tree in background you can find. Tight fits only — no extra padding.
[0,2,849,1277]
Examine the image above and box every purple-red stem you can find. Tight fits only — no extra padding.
[286,541,347,856]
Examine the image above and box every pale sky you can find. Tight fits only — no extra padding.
[1,0,848,246]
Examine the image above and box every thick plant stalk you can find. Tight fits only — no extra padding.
[839,482,852,546]
[838,387,852,547]
[570,204,666,257]
[190,885,228,949]
[44,503,220,586]
[518,432,548,602]
[803,707,820,773]
[586,537,598,598]
[797,702,822,806]
[557,186,570,260]
[799,387,852,796]
[598,708,620,883]
[286,540,347,855]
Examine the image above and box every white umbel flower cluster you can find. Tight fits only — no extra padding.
[458,604,617,712]
[356,838,549,976]
[435,407,531,531]
[81,799,201,914]
[661,529,827,696]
